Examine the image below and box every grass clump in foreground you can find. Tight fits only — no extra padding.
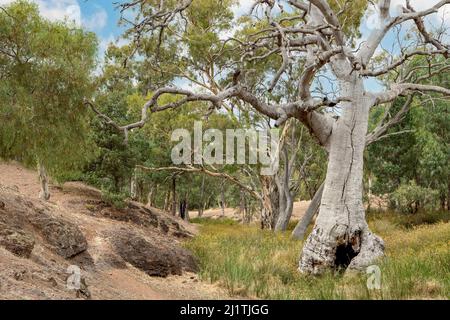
[186,216,450,299]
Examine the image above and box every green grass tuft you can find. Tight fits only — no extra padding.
[190,217,239,226]
[185,213,450,300]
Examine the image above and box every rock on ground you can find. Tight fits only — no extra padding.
[0,186,87,259]
[112,229,198,277]
[0,223,35,258]
[28,211,87,259]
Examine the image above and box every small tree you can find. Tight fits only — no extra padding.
[367,61,450,211]
[0,0,97,199]
[390,181,439,214]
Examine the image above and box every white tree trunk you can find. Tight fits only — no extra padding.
[274,177,294,231]
[38,163,50,201]
[147,187,154,207]
[292,182,324,240]
[274,147,293,232]
[299,78,384,274]
[130,169,138,201]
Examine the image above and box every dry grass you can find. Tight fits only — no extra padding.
[186,214,450,300]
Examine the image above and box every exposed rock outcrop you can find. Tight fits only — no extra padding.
[112,230,198,277]
[0,223,35,258]
[28,211,87,258]
[0,186,87,258]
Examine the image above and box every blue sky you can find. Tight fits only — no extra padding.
[80,1,125,41]
[77,0,130,54]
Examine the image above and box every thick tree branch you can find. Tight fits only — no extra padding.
[87,82,346,149]
[358,0,450,66]
[362,50,449,77]
[309,0,345,47]
[366,95,414,145]
[373,83,450,105]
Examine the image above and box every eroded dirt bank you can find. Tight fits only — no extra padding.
[0,162,230,300]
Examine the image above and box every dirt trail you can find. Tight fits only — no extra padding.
[190,200,310,220]
[0,161,230,300]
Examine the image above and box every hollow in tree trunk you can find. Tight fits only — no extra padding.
[299,79,384,274]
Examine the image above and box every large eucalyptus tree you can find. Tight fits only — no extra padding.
[90,0,450,274]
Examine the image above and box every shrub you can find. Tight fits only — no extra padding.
[389,181,439,213]
[101,189,128,209]
[368,209,450,230]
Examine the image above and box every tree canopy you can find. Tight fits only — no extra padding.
[0,0,97,181]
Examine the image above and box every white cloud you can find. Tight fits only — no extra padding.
[0,0,81,25]
[390,0,438,12]
[94,34,130,75]
[231,0,254,18]
[82,7,108,31]
[39,0,81,25]
[0,0,109,31]
[392,0,450,22]
[437,5,450,24]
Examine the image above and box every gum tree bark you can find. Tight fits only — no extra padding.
[299,76,384,274]
[163,189,171,212]
[274,148,294,232]
[130,170,138,201]
[292,182,324,240]
[275,127,309,232]
[147,183,157,207]
[38,162,50,201]
[260,175,279,229]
